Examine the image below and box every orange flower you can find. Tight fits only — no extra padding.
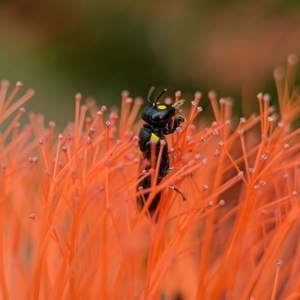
[0,54,300,300]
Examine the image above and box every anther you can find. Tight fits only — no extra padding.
[219,199,225,206]
[214,150,220,157]
[194,154,201,160]
[49,121,56,128]
[90,127,96,134]
[240,117,246,124]
[276,260,283,266]
[237,171,244,178]
[261,154,268,161]
[175,91,181,97]
[202,185,208,191]
[263,94,271,102]
[86,117,92,125]
[208,200,214,207]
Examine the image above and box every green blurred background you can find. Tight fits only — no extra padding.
[1,0,300,128]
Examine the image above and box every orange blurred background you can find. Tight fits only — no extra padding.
[0,0,300,127]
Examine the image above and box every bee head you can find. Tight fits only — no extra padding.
[141,87,184,127]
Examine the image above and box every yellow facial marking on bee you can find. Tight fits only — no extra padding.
[157,104,167,110]
[151,133,159,143]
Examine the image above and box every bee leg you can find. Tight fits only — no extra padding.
[173,115,185,129]
[167,185,186,201]
[162,119,173,135]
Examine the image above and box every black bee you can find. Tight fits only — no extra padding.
[137,87,186,217]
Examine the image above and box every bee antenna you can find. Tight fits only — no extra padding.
[155,89,167,105]
[147,86,155,105]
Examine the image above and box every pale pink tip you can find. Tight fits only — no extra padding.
[134,97,143,105]
[256,93,263,100]
[288,53,298,64]
[75,93,82,101]
[276,260,283,266]
[48,121,56,128]
[26,89,35,97]
[45,170,51,177]
[219,199,225,206]
[175,91,181,97]
[202,185,208,191]
[19,107,26,114]
[16,81,23,87]
[208,90,216,98]
[194,91,202,99]
[122,90,129,98]
[273,67,285,79]
[165,97,172,105]
[160,140,166,146]
[263,94,271,102]
[1,79,9,87]
[81,105,87,112]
